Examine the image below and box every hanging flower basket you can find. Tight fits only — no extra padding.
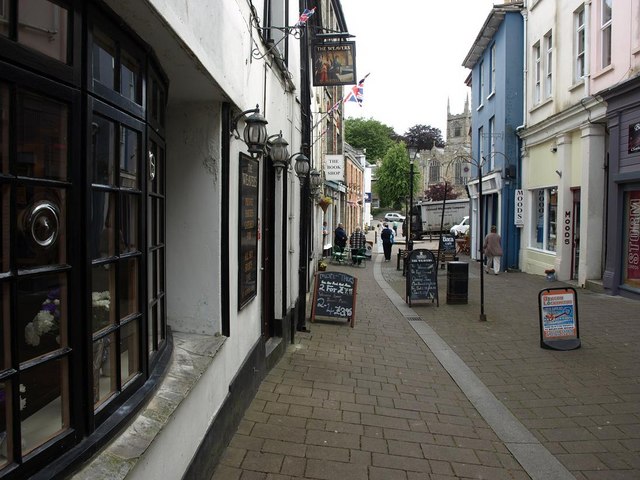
[317,196,332,212]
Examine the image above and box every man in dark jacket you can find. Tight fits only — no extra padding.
[334,223,348,253]
[380,223,394,261]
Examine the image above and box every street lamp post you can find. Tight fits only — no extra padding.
[478,157,486,321]
[407,144,420,251]
[435,162,453,269]
[456,154,487,321]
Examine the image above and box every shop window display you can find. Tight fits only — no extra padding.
[0,2,168,476]
[531,187,557,252]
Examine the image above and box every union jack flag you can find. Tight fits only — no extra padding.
[295,7,316,27]
[343,73,370,106]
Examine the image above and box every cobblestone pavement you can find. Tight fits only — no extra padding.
[212,239,640,480]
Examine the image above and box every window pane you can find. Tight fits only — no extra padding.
[120,49,141,104]
[1,283,9,370]
[119,193,138,253]
[148,302,156,355]
[92,333,116,407]
[17,0,69,63]
[91,191,115,259]
[0,1,10,37]
[19,274,66,363]
[0,381,10,466]
[533,189,545,249]
[20,358,69,454]
[602,0,612,23]
[120,319,140,385]
[92,29,115,90]
[119,257,138,318]
[602,26,611,68]
[16,186,66,268]
[91,265,114,333]
[92,115,116,186]
[547,189,557,252]
[120,127,139,189]
[1,186,9,273]
[149,141,164,195]
[0,83,8,173]
[16,91,69,181]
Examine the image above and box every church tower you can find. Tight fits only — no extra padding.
[446,95,471,147]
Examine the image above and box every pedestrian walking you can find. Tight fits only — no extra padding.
[349,227,367,265]
[483,225,503,274]
[380,223,394,261]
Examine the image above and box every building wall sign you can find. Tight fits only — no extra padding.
[629,122,640,153]
[325,154,345,182]
[514,189,524,226]
[624,190,640,288]
[238,154,259,309]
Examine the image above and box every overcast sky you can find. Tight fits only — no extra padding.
[339,0,498,137]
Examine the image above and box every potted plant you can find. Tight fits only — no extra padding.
[318,259,327,271]
[544,268,556,281]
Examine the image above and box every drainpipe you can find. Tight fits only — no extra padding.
[584,0,591,97]
[296,0,312,335]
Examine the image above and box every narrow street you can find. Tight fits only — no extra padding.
[212,236,640,480]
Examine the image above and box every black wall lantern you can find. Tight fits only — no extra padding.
[231,104,268,158]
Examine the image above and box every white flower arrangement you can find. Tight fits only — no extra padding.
[24,289,111,347]
[24,288,61,347]
[92,291,111,330]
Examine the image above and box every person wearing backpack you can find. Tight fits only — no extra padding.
[380,223,394,261]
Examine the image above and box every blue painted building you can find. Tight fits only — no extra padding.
[462,2,524,271]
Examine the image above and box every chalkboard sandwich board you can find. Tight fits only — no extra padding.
[405,249,438,307]
[440,234,456,254]
[311,272,357,328]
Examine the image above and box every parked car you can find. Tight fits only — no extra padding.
[384,212,405,222]
[450,216,470,237]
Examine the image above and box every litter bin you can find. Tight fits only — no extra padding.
[447,261,468,304]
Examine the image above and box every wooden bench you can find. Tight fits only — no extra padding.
[331,250,348,264]
[350,249,367,267]
[430,249,458,269]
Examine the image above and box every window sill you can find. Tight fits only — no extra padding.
[529,97,553,114]
[591,64,614,80]
[74,332,226,480]
[633,45,640,56]
[476,103,484,112]
[487,91,495,101]
[568,80,585,92]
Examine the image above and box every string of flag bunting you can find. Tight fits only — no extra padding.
[312,73,370,145]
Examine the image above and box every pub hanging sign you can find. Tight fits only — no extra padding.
[312,41,356,87]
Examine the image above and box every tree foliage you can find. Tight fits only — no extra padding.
[344,118,396,162]
[402,124,445,151]
[424,182,460,202]
[374,143,422,209]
